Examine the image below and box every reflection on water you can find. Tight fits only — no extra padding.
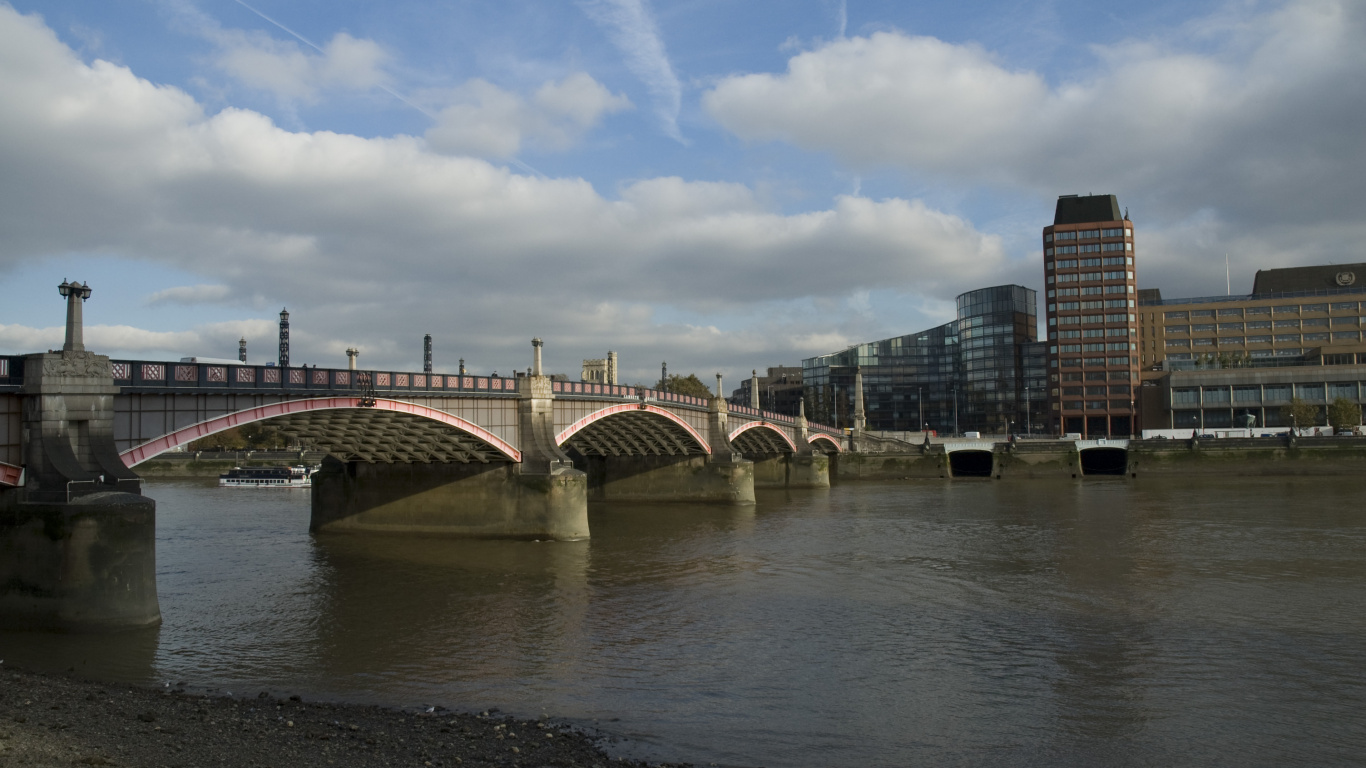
[2,476,1365,767]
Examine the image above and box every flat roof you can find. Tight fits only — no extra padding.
[1053,194,1122,226]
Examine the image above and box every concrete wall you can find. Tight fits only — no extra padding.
[1130,437,1366,475]
[0,491,160,630]
[575,453,755,504]
[310,457,589,540]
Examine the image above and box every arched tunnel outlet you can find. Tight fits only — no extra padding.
[1080,447,1129,476]
[948,450,994,478]
[568,451,755,504]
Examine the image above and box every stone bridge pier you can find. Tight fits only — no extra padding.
[0,282,161,631]
[309,347,589,540]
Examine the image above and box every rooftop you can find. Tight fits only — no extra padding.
[1053,194,1123,226]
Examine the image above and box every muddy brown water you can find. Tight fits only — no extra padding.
[2,476,1364,767]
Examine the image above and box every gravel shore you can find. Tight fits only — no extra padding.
[0,664,691,768]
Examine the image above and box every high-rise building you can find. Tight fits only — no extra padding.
[1043,194,1139,437]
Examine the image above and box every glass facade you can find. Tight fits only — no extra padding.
[802,285,1039,435]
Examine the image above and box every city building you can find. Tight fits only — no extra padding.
[1042,194,1140,437]
[1134,262,1366,433]
[581,351,618,385]
[728,366,804,415]
[802,285,1042,435]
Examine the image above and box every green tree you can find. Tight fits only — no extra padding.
[1327,397,1362,431]
[656,373,714,399]
[1280,397,1322,430]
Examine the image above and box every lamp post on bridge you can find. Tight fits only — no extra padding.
[278,308,290,368]
[57,279,92,352]
[532,337,543,376]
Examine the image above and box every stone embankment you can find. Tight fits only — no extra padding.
[0,663,686,768]
[835,435,1366,480]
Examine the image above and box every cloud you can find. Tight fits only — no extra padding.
[0,5,1002,378]
[425,73,631,158]
[577,0,684,142]
[144,284,233,306]
[213,30,389,103]
[0,319,275,359]
[702,0,1366,292]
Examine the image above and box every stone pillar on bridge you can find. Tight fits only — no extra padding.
[0,281,160,631]
[750,370,760,410]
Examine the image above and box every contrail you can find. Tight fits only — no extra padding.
[228,0,545,176]
[230,0,434,119]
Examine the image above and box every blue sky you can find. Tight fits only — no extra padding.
[2,0,1362,385]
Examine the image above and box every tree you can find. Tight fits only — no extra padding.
[656,373,714,399]
[1327,397,1362,431]
[1280,397,1322,431]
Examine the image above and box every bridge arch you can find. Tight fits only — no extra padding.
[728,421,797,454]
[119,397,521,467]
[808,434,843,453]
[556,404,710,457]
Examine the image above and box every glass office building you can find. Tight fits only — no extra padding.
[803,285,1040,435]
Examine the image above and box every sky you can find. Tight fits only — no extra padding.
[1,0,1363,385]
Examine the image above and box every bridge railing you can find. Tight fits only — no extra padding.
[552,380,713,409]
[106,359,522,397]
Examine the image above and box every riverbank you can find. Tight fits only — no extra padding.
[0,663,685,768]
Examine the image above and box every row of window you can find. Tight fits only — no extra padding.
[1051,297,1136,312]
[1054,342,1132,353]
[1172,382,1362,404]
[1049,272,1134,285]
[1164,318,1356,333]
[1048,243,1134,256]
[1050,256,1133,269]
[1059,385,1132,396]
[1046,228,1131,242]
[1167,332,1354,347]
[1166,349,1304,360]
[1054,328,1132,339]
[1057,371,1136,382]
[1055,356,1138,368]
[1162,302,1360,320]
[1059,400,1133,412]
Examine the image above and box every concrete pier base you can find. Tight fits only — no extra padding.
[310,457,589,540]
[576,453,755,504]
[0,491,161,631]
[752,453,830,489]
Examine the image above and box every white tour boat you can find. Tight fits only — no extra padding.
[218,465,318,488]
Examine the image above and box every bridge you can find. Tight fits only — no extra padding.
[0,284,842,631]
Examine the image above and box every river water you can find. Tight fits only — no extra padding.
[3,476,1365,767]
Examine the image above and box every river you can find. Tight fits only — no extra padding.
[2,476,1364,767]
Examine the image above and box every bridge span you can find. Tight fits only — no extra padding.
[0,289,840,630]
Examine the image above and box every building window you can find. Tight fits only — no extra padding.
[1331,302,1358,311]
[1167,339,1191,348]
[1304,317,1329,328]
[1274,334,1301,343]
[1248,320,1271,330]
[1055,232,1077,241]
[1192,309,1215,318]
[1061,344,1081,352]
[1304,332,1330,342]
[1165,311,1189,320]
[1295,383,1326,401]
[1057,259,1078,268]
[1044,234,1053,243]
[1059,315,1080,324]
[1056,245,1078,254]
[1103,271,1126,280]
[1084,357,1106,366]
[1082,329,1104,338]
[1058,288,1079,296]
[1082,314,1103,323]
[1083,343,1105,352]
[1333,331,1361,341]
[1086,400,1108,410]
[1060,330,1080,338]
[1274,305,1299,314]
[1172,388,1199,406]
[1203,387,1231,403]
[1332,316,1358,326]
[1233,386,1261,403]
[1080,271,1101,281]
[1246,306,1271,316]
[1193,323,1216,333]
[1106,342,1130,351]
[1328,382,1358,399]
[1105,328,1129,336]
[1193,338,1215,346]
[1221,336,1245,346]
[1166,325,1190,334]
[1101,228,1124,237]
[1302,304,1328,313]
[1275,348,1302,356]
[1057,273,1079,283]
[1102,243,1126,252]
[1218,322,1244,331]
[1082,286,1104,295]
[1045,248,1054,256]
[1080,244,1102,253]
[1248,335,1272,344]
[1059,301,1080,310]
[1217,308,1244,317]
[1273,319,1301,328]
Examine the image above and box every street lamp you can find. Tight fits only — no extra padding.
[57,279,92,352]
[1025,385,1031,436]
